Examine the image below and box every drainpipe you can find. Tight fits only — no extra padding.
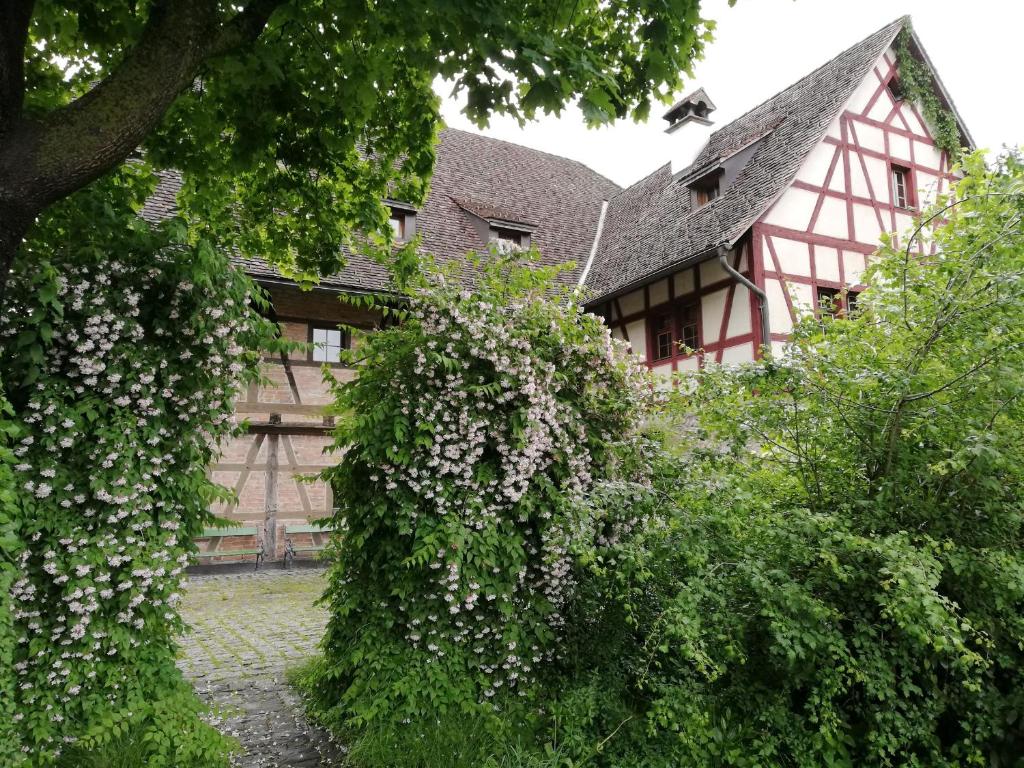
[717,244,770,353]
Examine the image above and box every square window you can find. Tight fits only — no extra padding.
[816,286,841,317]
[892,165,912,209]
[311,326,348,363]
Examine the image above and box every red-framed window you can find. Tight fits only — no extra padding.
[891,164,914,209]
[652,314,674,360]
[816,286,860,318]
[649,302,701,362]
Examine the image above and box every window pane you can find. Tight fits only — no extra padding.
[312,326,346,362]
[390,214,404,239]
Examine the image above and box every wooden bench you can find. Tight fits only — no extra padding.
[283,524,333,566]
[196,526,264,569]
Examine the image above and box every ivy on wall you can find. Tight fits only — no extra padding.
[894,27,963,159]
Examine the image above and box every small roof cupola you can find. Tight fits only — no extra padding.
[662,88,717,175]
[663,88,717,133]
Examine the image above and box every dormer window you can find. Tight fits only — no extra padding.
[389,211,406,240]
[489,227,528,253]
[385,200,417,243]
[690,172,721,208]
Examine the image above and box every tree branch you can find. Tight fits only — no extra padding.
[0,0,284,218]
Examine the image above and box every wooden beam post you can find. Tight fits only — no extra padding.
[264,413,281,561]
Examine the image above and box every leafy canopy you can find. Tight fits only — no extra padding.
[16,0,718,283]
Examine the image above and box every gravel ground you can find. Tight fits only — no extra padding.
[178,569,346,767]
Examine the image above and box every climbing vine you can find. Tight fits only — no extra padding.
[895,26,963,158]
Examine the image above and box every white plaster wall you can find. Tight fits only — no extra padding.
[619,288,645,317]
[701,288,729,344]
[762,186,819,231]
[852,203,882,246]
[848,155,869,198]
[648,277,669,308]
[625,320,646,358]
[917,172,940,207]
[611,326,626,341]
[700,258,728,287]
[855,122,885,154]
[844,251,867,286]
[766,278,793,334]
[816,197,849,240]
[796,141,836,186]
[725,286,752,338]
[867,94,892,123]
[677,356,700,372]
[790,282,815,319]
[815,245,841,282]
[652,363,674,383]
[774,237,811,277]
[828,160,846,193]
[721,342,754,365]
[674,267,695,296]
[864,155,890,204]
[844,67,884,115]
[889,132,911,162]
[914,139,943,171]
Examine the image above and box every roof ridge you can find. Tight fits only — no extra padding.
[440,126,621,192]
[701,16,906,147]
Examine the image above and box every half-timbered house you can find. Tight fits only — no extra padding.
[146,16,972,562]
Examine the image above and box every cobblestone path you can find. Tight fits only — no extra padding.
[178,569,346,767]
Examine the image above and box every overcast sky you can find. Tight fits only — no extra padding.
[438,0,1022,188]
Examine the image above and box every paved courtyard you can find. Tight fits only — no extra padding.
[178,568,346,767]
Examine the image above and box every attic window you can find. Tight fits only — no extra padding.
[490,227,527,252]
[887,76,904,102]
[690,173,720,208]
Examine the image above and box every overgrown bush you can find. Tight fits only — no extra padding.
[305,256,652,745]
[546,151,1024,766]
[2,164,276,764]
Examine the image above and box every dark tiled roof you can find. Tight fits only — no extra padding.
[585,16,908,300]
[141,128,618,292]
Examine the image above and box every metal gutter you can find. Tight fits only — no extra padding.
[716,244,770,351]
[577,200,609,289]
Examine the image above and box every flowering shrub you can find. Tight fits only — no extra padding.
[306,257,651,733]
[1,165,276,764]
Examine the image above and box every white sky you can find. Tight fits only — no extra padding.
[438,0,1023,188]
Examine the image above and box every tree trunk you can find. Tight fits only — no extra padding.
[0,208,29,309]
